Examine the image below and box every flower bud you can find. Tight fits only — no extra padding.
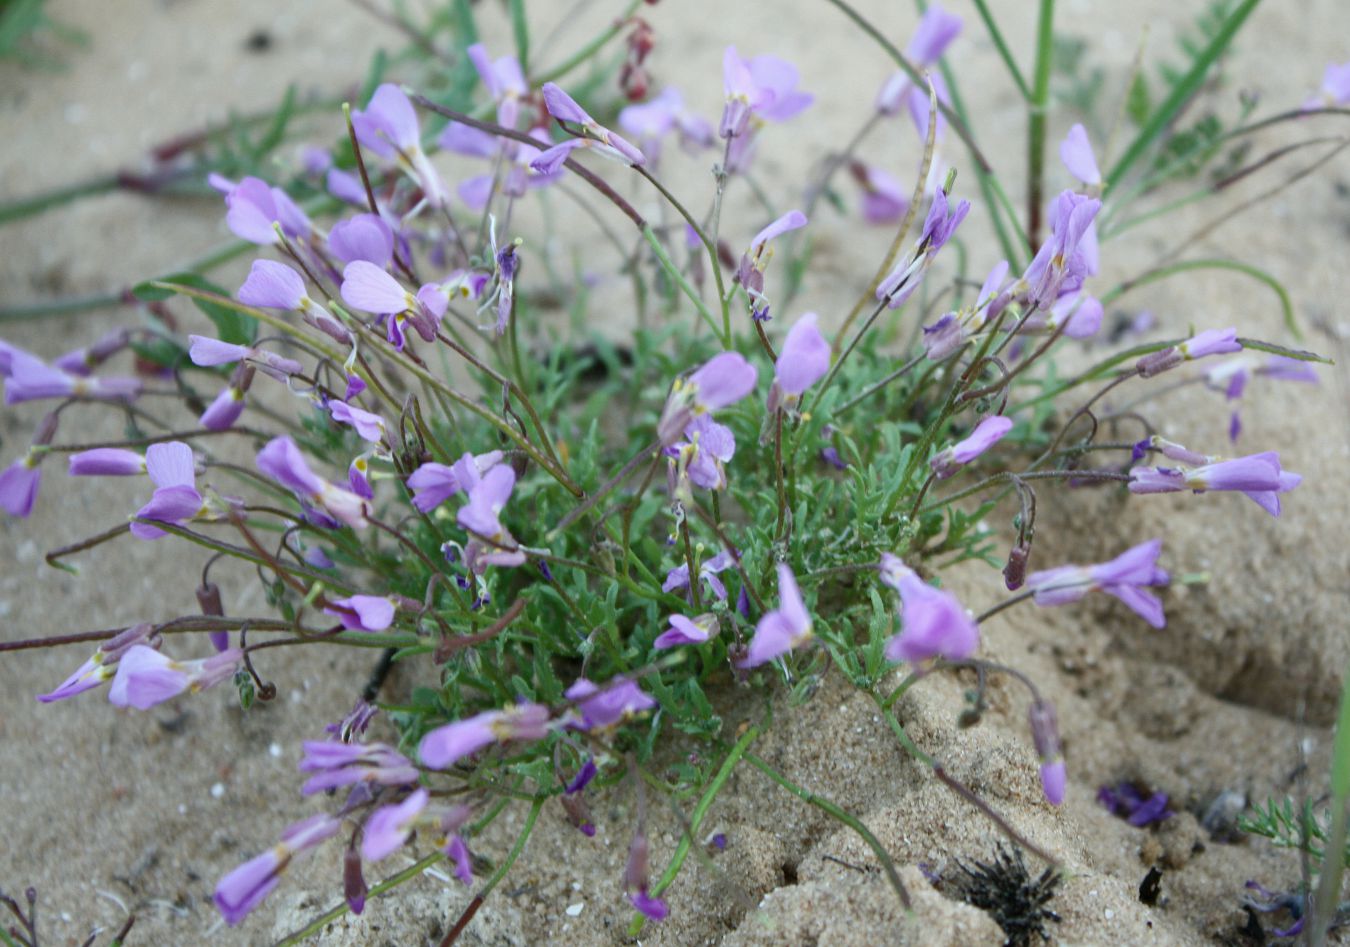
[344,848,367,915]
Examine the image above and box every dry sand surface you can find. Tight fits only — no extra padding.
[1,0,1348,944]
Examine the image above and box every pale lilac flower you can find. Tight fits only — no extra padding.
[929,415,1012,479]
[324,595,396,632]
[37,623,156,703]
[215,813,341,925]
[663,549,735,601]
[1028,700,1065,805]
[767,313,830,413]
[328,213,395,268]
[618,87,714,162]
[257,435,369,529]
[1129,450,1301,516]
[327,167,368,206]
[68,448,146,476]
[223,176,312,245]
[851,162,908,224]
[352,84,448,207]
[458,464,526,569]
[876,189,970,308]
[200,372,249,432]
[1303,61,1350,110]
[329,400,386,443]
[1025,539,1170,628]
[739,563,812,668]
[55,328,129,376]
[1018,190,1101,309]
[922,261,1009,361]
[1059,124,1101,187]
[1130,435,1211,466]
[736,210,807,321]
[406,450,502,513]
[532,83,646,173]
[719,47,813,140]
[340,261,446,350]
[361,788,429,862]
[442,123,561,210]
[667,414,736,495]
[1018,290,1103,339]
[419,702,551,768]
[875,4,962,116]
[565,676,657,731]
[131,441,208,540]
[236,259,345,341]
[108,644,242,709]
[300,145,333,176]
[466,42,527,129]
[3,350,140,405]
[298,741,418,796]
[654,613,718,650]
[189,334,303,381]
[880,554,979,664]
[656,352,758,446]
[1136,327,1242,377]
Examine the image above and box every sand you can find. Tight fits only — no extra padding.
[1,0,1347,944]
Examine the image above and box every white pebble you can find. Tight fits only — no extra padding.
[1105,909,1115,920]
[565,902,584,917]
[210,782,225,798]
[269,742,283,758]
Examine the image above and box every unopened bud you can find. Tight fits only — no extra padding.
[1003,544,1029,591]
[344,848,367,915]
[1028,699,1060,763]
[196,582,224,616]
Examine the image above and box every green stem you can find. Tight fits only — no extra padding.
[0,173,120,225]
[743,751,911,910]
[273,850,446,946]
[1310,662,1350,946]
[970,0,1032,102]
[643,225,724,343]
[1100,257,1299,339]
[1026,0,1056,251]
[530,0,642,85]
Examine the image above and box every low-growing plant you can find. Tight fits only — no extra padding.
[0,1,1343,942]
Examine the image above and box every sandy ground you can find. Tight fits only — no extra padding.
[1,0,1348,944]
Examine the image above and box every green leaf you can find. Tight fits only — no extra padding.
[1125,71,1151,127]
[133,272,258,344]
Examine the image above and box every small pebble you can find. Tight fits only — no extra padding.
[1105,909,1115,920]
[269,743,283,758]
[210,782,225,798]
[565,902,584,917]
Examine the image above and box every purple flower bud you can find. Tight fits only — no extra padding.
[0,456,41,517]
[565,676,657,731]
[344,848,367,915]
[1003,543,1030,591]
[214,813,341,925]
[361,788,429,862]
[299,740,418,795]
[739,563,812,668]
[930,415,1013,479]
[566,757,599,795]
[3,350,140,406]
[1136,327,1242,377]
[56,328,130,376]
[1040,761,1067,807]
[200,383,247,431]
[876,189,970,308]
[536,83,646,168]
[880,555,980,664]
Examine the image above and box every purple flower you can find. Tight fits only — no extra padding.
[222,176,311,245]
[1025,539,1170,628]
[739,563,812,668]
[736,210,807,320]
[237,259,346,342]
[1059,124,1101,187]
[257,436,369,529]
[565,676,657,730]
[1097,781,1173,827]
[630,890,669,921]
[875,5,962,117]
[55,328,129,376]
[879,554,980,664]
[200,378,248,431]
[68,448,146,477]
[656,352,758,446]
[667,414,737,494]
[876,189,970,308]
[929,415,1013,479]
[458,464,526,569]
[466,42,527,128]
[662,549,735,601]
[1135,327,1242,377]
[324,594,396,632]
[361,788,430,862]
[532,83,646,172]
[1018,190,1102,309]
[1128,451,1301,516]
[0,456,40,517]
[719,46,813,140]
[130,441,206,541]
[214,813,341,926]
[406,450,502,513]
[3,349,140,405]
[767,313,830,413]
[189,334,303,381]
[852,162,909,224]
[37,623,156,703]
[108,644,242,709]
[340,262,445,349]
[418,702,551,769]
[328,400,386,443]
[1028,700,1065,805]
[298,740,418,796]
[327,167,368,205]
[352,84,447,208]
[1304,60,1350,110]
[328,213,395,268]
[618,87,714,163]
[654,613,718,650]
